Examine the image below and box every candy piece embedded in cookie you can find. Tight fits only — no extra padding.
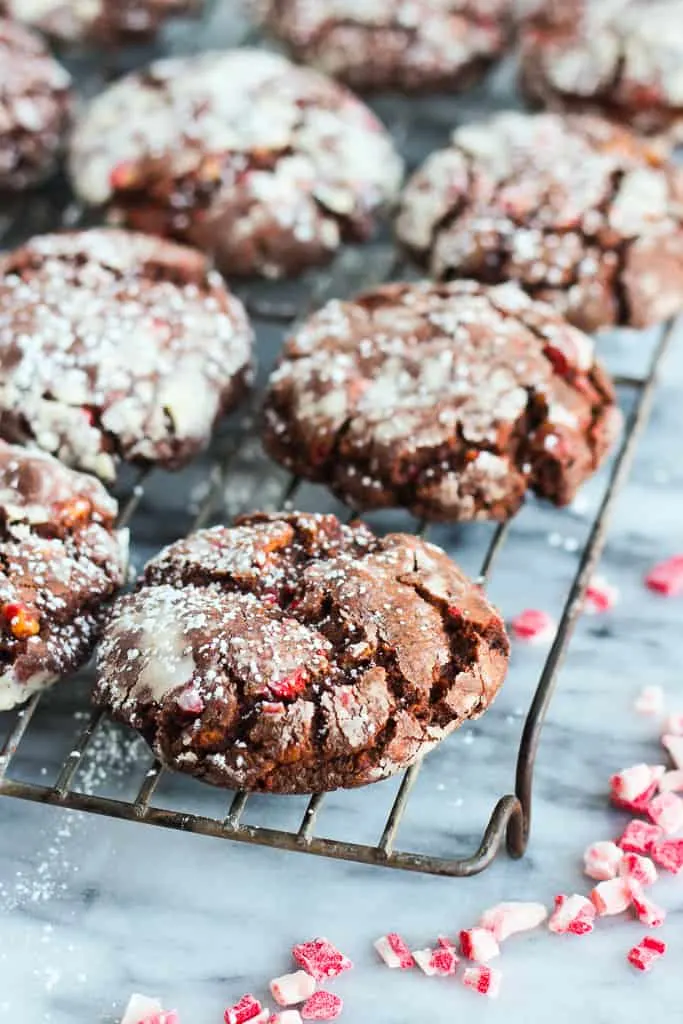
[0,0,203,46]
[0,440,128,711]
[0,228,253,481]
[69,48,404,279]
[396,111,683,333]
[258,0,514,94]
[94,512,509,793]
[518,0,683,143]
[0,17,72,192]
[262,280,620,522]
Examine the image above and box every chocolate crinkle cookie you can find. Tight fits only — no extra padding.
[257,0,513,94]
[262,281,620,522]
[68,49,404,279]
[0,18,72,192]
[396,111,683,333]
[94,511,509,793]
[0,228,253,482]
[0,440,127,711]
[518,0,683,143]
[0,0,202,46]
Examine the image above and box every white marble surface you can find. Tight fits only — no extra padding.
[1,4,683,1021]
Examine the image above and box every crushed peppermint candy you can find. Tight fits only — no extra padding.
[292,939,353,981]
[659,769,683,793]
[548,894,596,935]
[459,928,500,963]
[300,992,342,1021]
[269,1013,303,1024]
[584,576,619,614]
[478,902,548,941]
[619,853,658,887]
[647,792,683,834]
[374,934,414,970]
[590,878,632,917]
[510,609,556,643]
[609,764,665,812]
[460,965,502,999]
[270,973,316,1007]
[627,884,667,928]
[121,995,165,1024]
[651,837,683,874]
[618,820,664,855]
[224,995,264,1024]
[583,842,623,881]
[645,556,683,596]
[412,947,459,977]
[627,937,667,972]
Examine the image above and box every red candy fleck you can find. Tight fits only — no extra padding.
[293,938,353,981]
[651,837,683,874]
[618,820,664,855]
[647,791,683,834]
[1,602,40,639]
[510,609,556,644]
[548,894,596,935]
[300,993,342,1022]
[176,687,205,715]
[224,995,263,1024]
[645,555,683,596]
[270,668,308,700]
[109,161,138,190]
[628,883,666,928]
[627,936,667,972]
[373,933,414,970]
[584,576,619,614]
[461,965,502,999]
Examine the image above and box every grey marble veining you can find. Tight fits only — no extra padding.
[1,2,683,1020]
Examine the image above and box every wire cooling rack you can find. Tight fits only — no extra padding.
[0,1,677,876]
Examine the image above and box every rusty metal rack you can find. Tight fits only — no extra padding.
[0,4,677,877]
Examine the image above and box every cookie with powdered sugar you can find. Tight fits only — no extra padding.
[518,0,683,143]
[396,111,683,333]
[68,48,404,279]
[258,0,513,93]
[0,440,127,711]
[0,0,202,46]
[0,228,253,481]
[0,17,72,191]
[94,511,509,793]
[262,280,620,522]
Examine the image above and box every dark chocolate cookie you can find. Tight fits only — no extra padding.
[396,111,683,333]
[518,0,683,143]
[68,49,404,279]
[258,0,513,94]
[262,280,620,521]
[0,0,202,46]
[0,228,253,482]
[0,440,127,711]
[0,17,72,192]
[94,511,509,793]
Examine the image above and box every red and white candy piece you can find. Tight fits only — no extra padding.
[293,939,353,981]
[633,685,664,716]
[548,894,596,935]
[459,928,500,963]
[478,901,548,941]
[590,878,632,917]
[618,820,664,855]
[224,996,264,1024]
[645,555,683,596]
[628,883,666,928]
[510,609,556,644]
[659,769,683,793]
[662,734,683,770]
[412,947,459,977]
[610,764,665,812]
[651,837,683,874]
[664,713,683,736]
[584,576,619,614]
[121,995,166,1024]
[300,993,342,1022]
[627,936,667,972]
[619,852,657,887]
[374,933,414,970]
[142,1015,179,1024]
[460,965,502,999]
[583,841,623,881]
[647,791,683,834]
[270,973,316,1008]
[269,1013,302,1024]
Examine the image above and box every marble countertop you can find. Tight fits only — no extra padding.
[1,5,683,1021]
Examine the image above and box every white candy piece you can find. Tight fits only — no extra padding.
[648,791,683,834]
[590,878,632,917]
[548,894,596,934]
[634,684,665,715]
[460,927,500,963]
[270,972,316,1007]
[611,764,665,801]
[412,949,438,977]
[662,735,683,770]
[478,901,548,941]
[374,935,412,969]
[659,769,683,793]
[583,842,623,881]
[270,1013,303,1024]
[461,965,502,998]
[619,853,658,887]
[121,994,162,1024]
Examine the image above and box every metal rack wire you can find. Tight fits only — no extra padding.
[0,3,677,876]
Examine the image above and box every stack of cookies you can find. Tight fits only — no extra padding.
[1,0,682,794]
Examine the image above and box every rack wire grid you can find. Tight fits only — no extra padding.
[0,1,678,877]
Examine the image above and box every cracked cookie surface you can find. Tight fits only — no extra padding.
[69,48,404,279]
[262,280,619,522]
[0,439,127,711]
[94,511,509,793]
[518,0,683,143]
[0,17,72,192]
[258,0,513,93]
[396,111,683,333]
[0,0,201,46]
[0,228,253,481]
